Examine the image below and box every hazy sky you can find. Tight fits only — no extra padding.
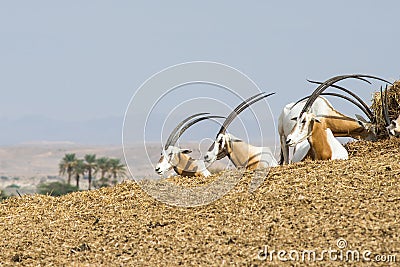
[0,1,399,145]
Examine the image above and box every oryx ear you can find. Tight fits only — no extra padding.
[313,117,321,123]
[180,149,192,154]
[291,117,298,121]
[355,114,368,123]
[357,120,366,127]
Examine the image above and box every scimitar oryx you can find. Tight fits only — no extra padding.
[204,92,278,170]
[284,74,392,161]
[155,113,224,177]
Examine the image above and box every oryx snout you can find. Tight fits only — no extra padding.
[285,133,298,147]
[204,151,215,163]
[204,153,214,163]
[204,141,218,163]
[155,166,162,175]
[155,154,172,175]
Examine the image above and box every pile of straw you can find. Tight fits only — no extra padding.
[371,80,400,138]
[1,138,399,266]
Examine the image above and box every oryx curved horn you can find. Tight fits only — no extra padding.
[296,92,373,121]
[164,112,209,149]
[307,80,374,120]
[217,92,276,135]
[217,92,265,135]
[169,115,225,146]
[299,74,393,118]
[381,85,391,126]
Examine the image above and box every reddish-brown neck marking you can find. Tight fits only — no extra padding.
[308,120,332,160]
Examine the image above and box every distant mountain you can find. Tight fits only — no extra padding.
[0,114,278,146]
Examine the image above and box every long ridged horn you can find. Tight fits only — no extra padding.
[170,115,225,146]
[307,80,374,121]
[216,92,265,136]
[164,113,209,149]
[299,74,392,118]
[295,92,373,122]
[381,85,391,126]
[218,92,275,135]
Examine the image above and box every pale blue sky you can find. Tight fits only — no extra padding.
[0,1,399,144]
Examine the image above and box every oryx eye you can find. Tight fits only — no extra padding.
[302,119,306,123]
[168,153,173,156]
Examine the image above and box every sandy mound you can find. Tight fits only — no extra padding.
[0,139,399,266]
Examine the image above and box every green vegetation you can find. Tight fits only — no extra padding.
[0,190,9,201]
[108,158,126,186]
[72,159,85,189]
[6,184,20,189]
[37,181,79,196]
[84,154,96,190]
[58,154,127,190]
[59,153,77,185]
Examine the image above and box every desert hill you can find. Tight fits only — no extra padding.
[0,138,399,266]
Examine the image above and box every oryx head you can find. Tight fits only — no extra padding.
[286,112,319,146]
[204,92,275,163]
[381,85,400,137]
[155,113,224,175]
[287,74,392,145]
[387,115,400,137]
[156,146,193,175]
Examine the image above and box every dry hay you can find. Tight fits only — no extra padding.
[371,80,400,138]
[0,139,400,266]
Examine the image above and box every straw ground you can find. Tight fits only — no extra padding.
[0,138,399,266]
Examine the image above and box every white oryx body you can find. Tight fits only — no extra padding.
[325,129,349,160]
[279,96,374,164]
[204,92,278,170]
[205,133,278,170]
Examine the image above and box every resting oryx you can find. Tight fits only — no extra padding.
[283,74,392,162]
[155,113,224,177]
[286,112,349,160]
[381,85,400,137]
[279,93,376,164]
[204,92,278,170]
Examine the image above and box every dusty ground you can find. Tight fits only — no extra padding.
[0,138,399,266]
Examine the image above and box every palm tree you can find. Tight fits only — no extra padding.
[84,154,97,190]
[95,157,111,187]
[59,153,77,185]
[108,158,127,185]
[72,159,85,189]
